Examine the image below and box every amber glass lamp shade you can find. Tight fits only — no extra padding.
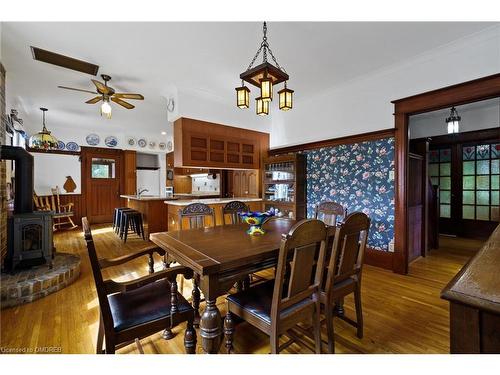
[260,78,273,102]
[28,108,59,150]
[235,85,250,109]
[278,86,294,111]
[256,97,269,116]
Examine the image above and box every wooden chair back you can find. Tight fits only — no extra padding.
[51,186,63,213]
[178,203,215,229]
[82,217,115,335]
[324,212,370,295]
[33,192,55,211]
[222,201,249,225]
[271,219,328,324]
[314,201,347,226]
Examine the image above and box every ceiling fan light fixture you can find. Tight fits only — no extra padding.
[29,108,59,150]
[101,98,112,119]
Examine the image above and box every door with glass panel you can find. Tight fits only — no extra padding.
[82,148,122,224]
[461,142,499,237]
[429,142,499,238]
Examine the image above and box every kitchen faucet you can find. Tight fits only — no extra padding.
[137,188,149,197]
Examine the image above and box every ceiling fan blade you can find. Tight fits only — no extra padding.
[111,96,135,109]
[86,96,102,104]
[58,85,97,94]
[91,79,112,94]
[113,93,144,100]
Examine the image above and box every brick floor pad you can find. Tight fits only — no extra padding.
[1,253,80,309]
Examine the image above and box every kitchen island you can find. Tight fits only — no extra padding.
[165,197,262,231]
[120,195,178,237]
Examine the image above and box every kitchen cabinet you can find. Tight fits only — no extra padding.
[231,170,259,198]
[174,117,269,170]
[122,150,137,195]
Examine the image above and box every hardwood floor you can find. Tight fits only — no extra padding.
[0,227,482,354]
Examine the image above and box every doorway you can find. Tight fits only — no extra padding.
[81,147,123,224]
[392,73,500,274]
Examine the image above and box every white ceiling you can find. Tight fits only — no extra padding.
[2,22,498,137]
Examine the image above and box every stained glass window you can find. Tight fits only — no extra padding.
[430,147,452,218]
[462,143,499,221]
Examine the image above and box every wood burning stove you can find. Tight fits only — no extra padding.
[1,146,54,271]
[7,212,53,269]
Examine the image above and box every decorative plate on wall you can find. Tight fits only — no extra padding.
[66,142,79,152]
[148,141,156,149]
[105,136,118,148]
[86,133,100,146]
[158,142,166,150]
[167,141,173,151]
[57,140,66,150]
[127,137,136,146]
[138,138,147,148]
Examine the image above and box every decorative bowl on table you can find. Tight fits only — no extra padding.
[238,210,275,235]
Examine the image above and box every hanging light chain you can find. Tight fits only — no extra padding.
[244,21,286,73]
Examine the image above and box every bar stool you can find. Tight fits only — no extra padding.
[116,208,135,235]
[113,207,130,232]
[121,210,145,242]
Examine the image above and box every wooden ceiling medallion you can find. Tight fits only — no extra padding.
[236,22,293,115]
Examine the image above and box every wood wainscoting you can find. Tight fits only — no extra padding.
[58,194,85,227]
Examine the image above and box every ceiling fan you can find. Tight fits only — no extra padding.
[58,74,144,118]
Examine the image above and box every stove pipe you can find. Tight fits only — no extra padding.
[0,145,34,214]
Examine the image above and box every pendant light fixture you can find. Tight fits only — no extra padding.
[256,97,269,116]
[445,106,461,134]
[278,82,294,111]
[235,81,250,109]
[236,22,293,115]
[28,108,59,150]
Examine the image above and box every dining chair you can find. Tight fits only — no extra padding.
[314,201,347,226]
[178,202,216,230]
[222,200,249,225]
[223,219,328,354]
[82,217,197,354]
[177,202,216,326]
[321,212,370,353]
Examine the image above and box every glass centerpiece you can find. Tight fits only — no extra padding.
[239,209,275,235]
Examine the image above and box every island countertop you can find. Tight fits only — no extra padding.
[164,197,262,207]
[121,195,179,201]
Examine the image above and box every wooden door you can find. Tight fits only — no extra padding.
[82,147,122,224]
[408,153,424,262]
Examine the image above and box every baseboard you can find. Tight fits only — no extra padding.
[365,247,393,271]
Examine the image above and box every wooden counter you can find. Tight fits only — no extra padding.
[441,223,500,353]
[166,198,262,231]
[121,195,175,238]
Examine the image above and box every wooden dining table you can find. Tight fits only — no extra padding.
[149,217,297,354]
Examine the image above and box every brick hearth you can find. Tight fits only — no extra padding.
[0,253,81,309]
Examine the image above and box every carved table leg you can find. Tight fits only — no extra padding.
[192,274,201,327]
[184,320,197,354]
[200,298,222,354]
[224,311,234,354]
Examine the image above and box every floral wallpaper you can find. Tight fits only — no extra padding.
[304,137,395,251]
